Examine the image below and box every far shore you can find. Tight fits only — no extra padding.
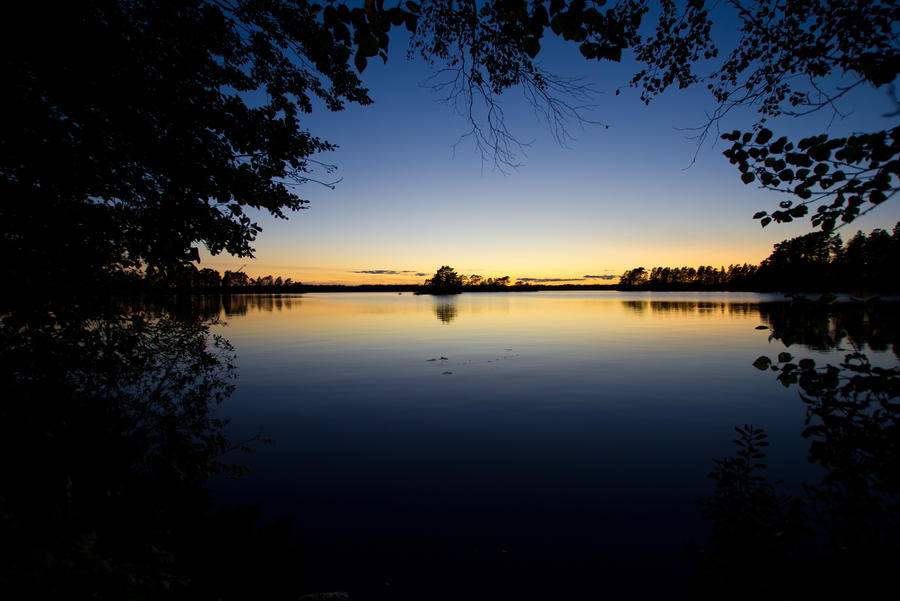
[176,283,890,295]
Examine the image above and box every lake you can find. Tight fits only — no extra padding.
[207,291,897,598]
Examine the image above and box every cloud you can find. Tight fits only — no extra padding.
[351,269,428,277]
[519,277,586,283]
[583,274,618,280]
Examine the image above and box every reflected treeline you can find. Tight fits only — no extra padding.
[758,299,900,356]
[0,298,308,597]
[697,301,900,597]
[216,294,300,317]
[434,299,459,324]
[621,298,900,357]
[622,300,759,317]
[131,293,303,320]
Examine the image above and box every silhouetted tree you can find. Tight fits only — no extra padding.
[754,223,900,292]
[423,265,463,293]
[758,230,843,290]
[222,271,250,288]
[2,0,415,300]
[619,267,648,288]
[198,268,223,288]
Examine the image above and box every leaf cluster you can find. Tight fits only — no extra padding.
[631,0,716,101]
[315,0,419,73]
[614,1,900,227]
[1,0,379,284]
[750,349,900,554]
[724,127,900,230]
[635,1,899,123]
[709,0,899,117]
[414,0,645,90]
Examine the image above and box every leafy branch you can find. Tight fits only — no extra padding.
[724,127,900,230]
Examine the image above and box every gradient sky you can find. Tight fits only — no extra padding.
[200,11,900,284]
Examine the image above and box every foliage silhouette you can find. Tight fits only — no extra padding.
[619,221,900,292]
[403,1,898,224]
[620,263,761,290]
[2,0,393,298]
[698,299,900,597]
[418,266,519,294]
[421,265,464,294]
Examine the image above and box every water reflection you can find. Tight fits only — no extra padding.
[223,293,298,316]
[758,299,900,355]
[203,291,900,596]
[622,300,758,317]
[433,297,459,324]
[188,293,303,318]
[0,305,263,597]
[617,295,900,354]
[698,299,900,597]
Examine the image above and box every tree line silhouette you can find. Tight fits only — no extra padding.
[118,219,900,296]
[145,265,303,291]
[619,222,900,293]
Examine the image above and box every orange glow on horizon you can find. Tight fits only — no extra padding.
[198,249,773,286]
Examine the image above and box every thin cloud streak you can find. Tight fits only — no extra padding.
[351,269,420,275]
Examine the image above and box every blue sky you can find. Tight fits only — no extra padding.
[201,10,900,284]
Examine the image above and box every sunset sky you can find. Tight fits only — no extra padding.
[200,23,900,285]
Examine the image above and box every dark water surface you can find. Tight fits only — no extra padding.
[208,292,895,597]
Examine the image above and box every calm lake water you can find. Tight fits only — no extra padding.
[208,291,896,597]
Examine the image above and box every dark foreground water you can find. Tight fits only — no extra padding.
[208,292,897,597]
